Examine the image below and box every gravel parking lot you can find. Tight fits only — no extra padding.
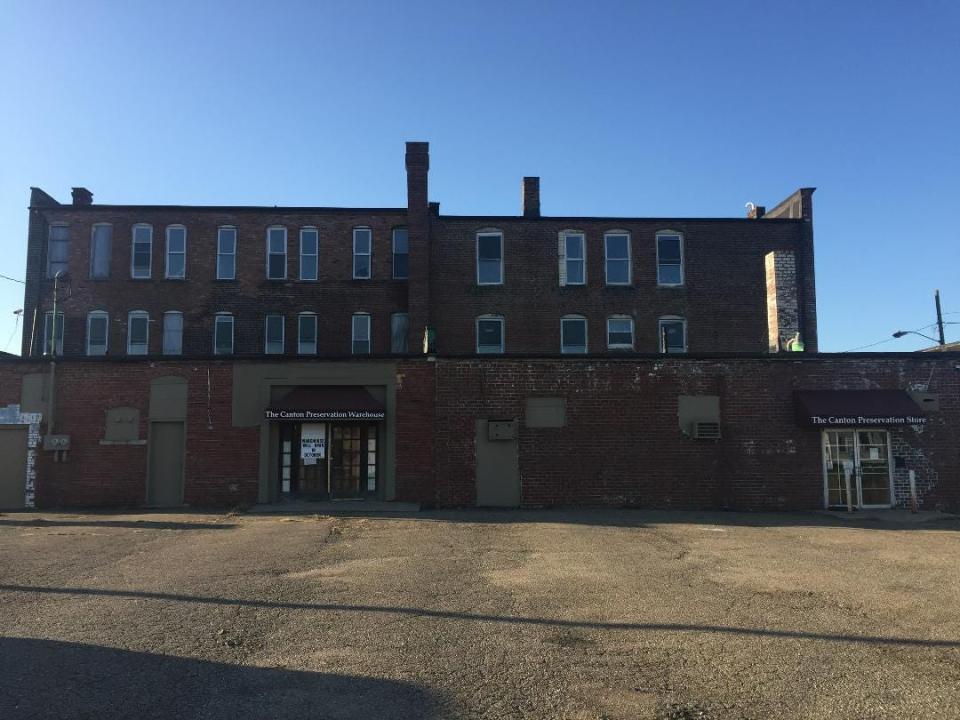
[1,509,959,719]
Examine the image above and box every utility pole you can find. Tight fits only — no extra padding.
[935,289,945,347]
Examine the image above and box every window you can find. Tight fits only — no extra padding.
[131,224,153,279]
[266,227,287,280]
[214,314,234,355]
[604,232,631,285]
[659,317,687,353]
[86,311,109,356]
[217,227,236,280]
[127,311,149,355]
[353,228,372,279]
[42,311,64,356]
[47,225,69,278]
[391,313,409,353]
[162,311,183,355]
[165,225,186,279]
[656,232,684,286]
[477,231,503,285]
[561,315,588,354]
[559,231,585,286]
[299,228,318,280]
[476,316,505,354]
[607,316,634,350]
[264,314,285,354]
[90,224,112,279]
[352,313,371,354]
[298,313,317,355]
[392,228,409,279]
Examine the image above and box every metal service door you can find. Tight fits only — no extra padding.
[0,426,28,509]
[148,422,185,507]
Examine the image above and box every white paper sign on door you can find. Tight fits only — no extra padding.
[300,424,326,465]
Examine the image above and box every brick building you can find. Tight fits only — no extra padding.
[1,142,957,512]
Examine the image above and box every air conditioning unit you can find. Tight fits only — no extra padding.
[692,421,721,440]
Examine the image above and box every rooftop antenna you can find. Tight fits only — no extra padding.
[745,202,756,213]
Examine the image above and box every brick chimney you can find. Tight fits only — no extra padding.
[747,204,765,219]
[71,187,93,206]
[765,250,801,352]
[405,142,431,353]
[522,177,540,217]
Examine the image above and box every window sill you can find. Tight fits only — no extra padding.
[99,439,147,446]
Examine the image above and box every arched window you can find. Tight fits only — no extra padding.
[658,316,687,353]
[476,315,505,354]
[560,314,588,354]
[86,311,109,356]
[607,315,634,350]
[656,230,684,286]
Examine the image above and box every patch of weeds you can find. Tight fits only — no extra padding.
[657,702,714,720]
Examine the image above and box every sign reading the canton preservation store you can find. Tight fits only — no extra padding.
[808,415,926,426]
[264,409,386,420]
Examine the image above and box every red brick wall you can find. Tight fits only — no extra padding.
[394,360,436,503]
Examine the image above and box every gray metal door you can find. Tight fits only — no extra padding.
[148,422,184,506]
[0,426,28,509]
[475,420,520,507]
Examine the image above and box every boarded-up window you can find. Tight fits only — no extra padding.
[105,407,140,442]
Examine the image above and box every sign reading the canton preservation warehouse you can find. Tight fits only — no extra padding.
[264,409,386,420]
[808,415,926,426]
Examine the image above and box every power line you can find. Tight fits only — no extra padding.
[0,273,25,284]
[840,322,940,353]
[4,315,21,352]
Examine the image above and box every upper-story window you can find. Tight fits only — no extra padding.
[391,312,409,353]
[86,311,109,356]
[90,224,112,279]
[559,231,585,286]
[299,228,319,281]
[605,232,631,285]
[353,228,372,279]
[42,311,64,356]
[476,315,505,354]
[656,231,684,286]
[298,313,318,355]
[127,311,149,355]
[46,225,69,279]
[216,227,237,280]
[214,313,234,355]
[392,228,409,280]
[266,227,287,280]
[476,231,503,285]
[352,313,371,354]
[607,315,634,350]
[561,315,588,354]
[265,314,285,354]
[165,225,187,279]
[131,224,153,279]
[659,316,687,353]
[163,311,183,356]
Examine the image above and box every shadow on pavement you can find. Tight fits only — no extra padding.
[0,518,235,530]
[0,636,444,720]
[3,585,957,649]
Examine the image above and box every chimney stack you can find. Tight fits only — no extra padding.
[522,177,540,217]
[405,142,429,212]
[71,187,93,206]
[747,204,765,219]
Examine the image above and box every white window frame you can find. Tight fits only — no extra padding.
[42,311,65,356]
[131,224,153,279]
[560,315,588,354]
[352,313,371,354]
[476,229,504,286]
[213,313,234,355]
[162,311,184,356]
[606,315,635,350]
[392,227,409,280]
[216,226,237,280]
[558,230,586,286]
[298,312,318,355]
[476,315,505,354]
[656,230,685,287]
[391,312,409,354]
[604,231,632,286]
[264,314,285,354]
[353,227,372,280]
[47,224,70,279]
[127,310,150,355]
[299,227,319,281]
[266,226,287,280]
[90,223,113,279]
[658,316,687,353]
[86,310,109,356]
[165,225,187,279]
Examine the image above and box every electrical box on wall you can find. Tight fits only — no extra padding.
[487,420,518,441]
[43,434,71,451]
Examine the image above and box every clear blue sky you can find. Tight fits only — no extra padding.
[1,0,957,353]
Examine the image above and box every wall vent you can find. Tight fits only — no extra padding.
[692,421,721,440]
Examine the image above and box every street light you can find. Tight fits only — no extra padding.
[892,329,941,344]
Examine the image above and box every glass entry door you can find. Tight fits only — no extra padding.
[330,425,378,499]
[822,430,893,508]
